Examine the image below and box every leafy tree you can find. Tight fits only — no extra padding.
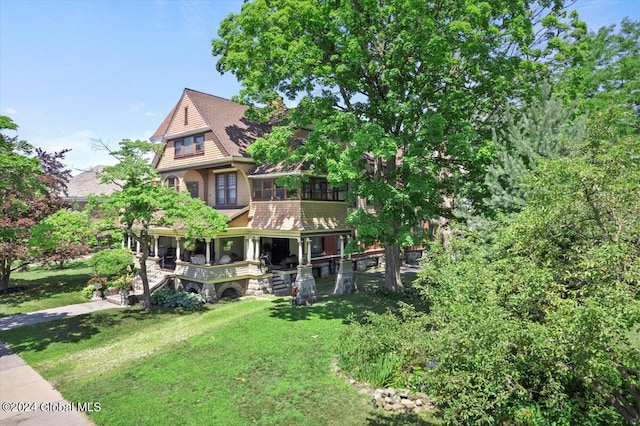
[29,209,95,269]
[92,139,228,310]
[213,0,573,290]
[416,109,640,425]
[553,18,640,131]
[0,116,70,291]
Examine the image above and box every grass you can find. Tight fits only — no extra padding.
[0,271,438,426]
[0,259,92,317]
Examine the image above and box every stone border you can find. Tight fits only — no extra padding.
[331,358,437,415]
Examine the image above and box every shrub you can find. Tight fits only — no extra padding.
[150,288,204,310]
[335,303,430,388]
[81,285,95,300]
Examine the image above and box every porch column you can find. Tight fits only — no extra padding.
[127,233,132,251]
[136,237,140,254]
[154,236,159,257]
[297,238,304,264]
[175,237,181,262]
[346,236,352,259]
[205,238,212,264]
[253,237,258,261]
[305,238,312,265]
[214,238,220,262]
[249,237,256,261]
[339,235,345,259]
[244,235,253,260]
[121,235,125,249]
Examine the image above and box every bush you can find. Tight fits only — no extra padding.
[88,249,134,279]
[81,285,95,300]
[150,288,204,310]
[335,303,430,388]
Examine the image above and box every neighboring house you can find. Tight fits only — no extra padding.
[65,165,122,210]
[139,88,381,300]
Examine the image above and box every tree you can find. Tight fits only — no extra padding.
[213,0,573,290]
[482,84,582,215]
[416,109,640,425]
[552,17,640,131]
[0,116,70,291]
[29,209,95,269]
[93,139,228,310]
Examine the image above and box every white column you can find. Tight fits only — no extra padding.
[249,237,256,261]
[339,235,345,259]
[346,236,352,259]
[175,237,181,262]
[154,236,159,257]
[205,238,211,264]
[136,237,140,254]
[127,233,132,250]
[305,238,311,265]
[297,238,303,264]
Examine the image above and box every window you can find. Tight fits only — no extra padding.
[252,179,297,201]
[174,134,204,158]
[302,177,346,201]
[166,176,179,191]
[185,181,199,198]
[216,172,237,205]
[310,236,324,255]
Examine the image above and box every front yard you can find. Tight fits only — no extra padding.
[0,260,92,318]
[0,271,438,425]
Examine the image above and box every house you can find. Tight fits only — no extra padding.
[136,88,380,300]
[65,165,122,210]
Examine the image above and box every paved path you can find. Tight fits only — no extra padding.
[0,301,122,426]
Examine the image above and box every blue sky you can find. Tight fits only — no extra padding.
[1,0,639,174]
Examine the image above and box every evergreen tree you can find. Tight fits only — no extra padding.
[483,85,582,215]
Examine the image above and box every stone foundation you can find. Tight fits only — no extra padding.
[333,259,357,294]
[246,277,273,296]
[293,265,317,305]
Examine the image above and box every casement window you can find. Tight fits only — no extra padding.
[216,172,237,205]
[301,177,346,201]
[166,176,179,191]
[252,179,297,201]
[185,181,199,199]
[174,134,204,158]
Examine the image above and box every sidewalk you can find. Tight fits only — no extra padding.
[0,301,122,426]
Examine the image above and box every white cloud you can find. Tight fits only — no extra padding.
[3,107,17,115]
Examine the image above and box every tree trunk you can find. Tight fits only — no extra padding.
[384,243,403,291]
[138,233,152,311]
[0,258,12,291]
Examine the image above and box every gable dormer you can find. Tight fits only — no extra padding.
[151,89,271,172]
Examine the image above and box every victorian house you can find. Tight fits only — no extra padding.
[136,88,379,300]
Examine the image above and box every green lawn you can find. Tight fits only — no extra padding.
[0,273,438,425]
[0,259,92,317]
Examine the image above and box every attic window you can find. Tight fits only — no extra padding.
[184,106,188,125]
[174,134,204,158]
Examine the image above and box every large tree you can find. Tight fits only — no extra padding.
[213,0,572,289]
[93,139,228,310]
[0,116,70,291]
[29,209,95,270]
[552,17,640,130]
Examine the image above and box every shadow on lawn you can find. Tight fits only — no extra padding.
[0,307,206,354]
[268,296,362,323]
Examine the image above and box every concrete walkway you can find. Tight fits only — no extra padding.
[0,301,123,425]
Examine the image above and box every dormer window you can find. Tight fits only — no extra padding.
[174,134,204,158]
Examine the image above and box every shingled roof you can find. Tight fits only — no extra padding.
[151,88,271,158]
[65,165,122,202]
